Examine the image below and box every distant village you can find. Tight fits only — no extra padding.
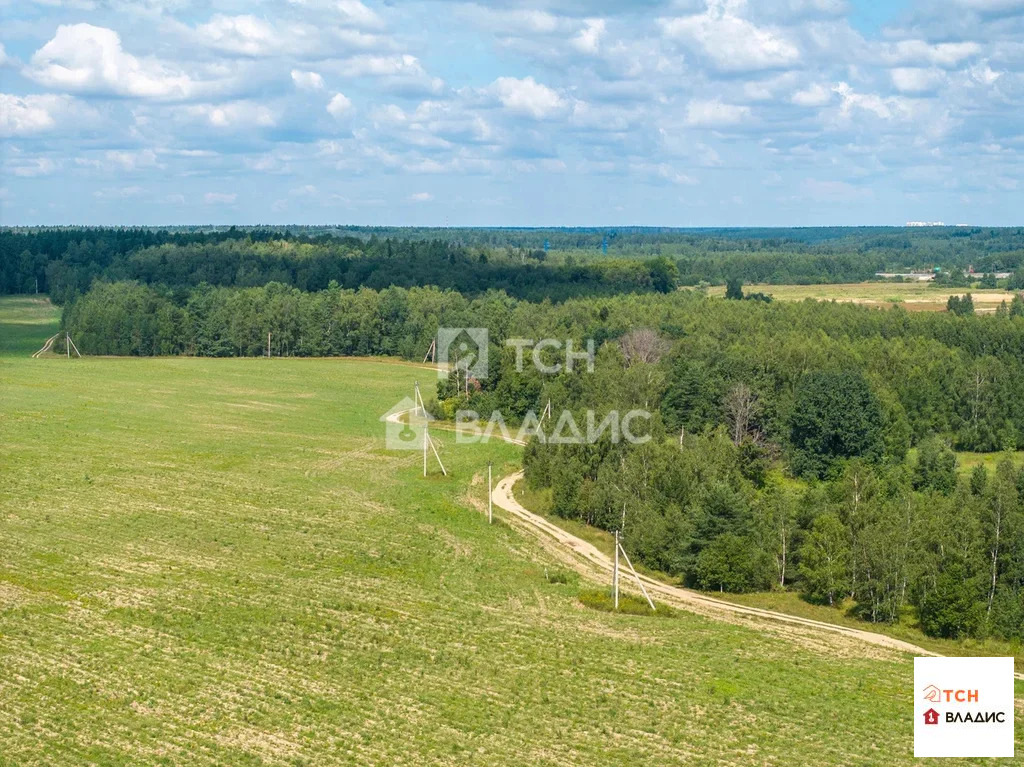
[876,266,1013,282]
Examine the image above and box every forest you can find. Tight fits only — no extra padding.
[5,225,1024,644]
[6,226,1024,301]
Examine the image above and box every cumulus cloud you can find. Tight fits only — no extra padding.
[327,92,353,118]
[407,191,433,202]
[685,98,751,126]
[570,19,605,54]
[0,93,96,137]
[182,101,277,128]
[291,69,324,90]
[890,67,945,94]
[884,40,981,68]
[335,0,384,29]
[791,82,833,106]
[26,24,202,100]
[488,76,564,119]
[204,192,236,204]
[197,15,283,56]
[660,0,800,72]
[832,82,910,121]
[329,54,443,95]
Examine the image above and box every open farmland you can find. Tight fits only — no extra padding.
[0,296,1021,765]
[706,282,1020,312]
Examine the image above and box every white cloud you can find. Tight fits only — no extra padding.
[204,192,236,204]
[182,101,277,128]
[0,94,57,136]
[791,82,833,106]
[832,82,909,120]
[94,185,143,198]
[685,98,750,126]
[327,92,353,118]
[335,0,384,29]
[885,40,981,68]
[408,191,433,202]
[660,0,800,72]
[330,54,443,94]
[27,24,199,100]
[291,69,324,90]
[197,15,281,56]
[571,19,605,55]
[77,149,162,171]
[0,93,95,137]
[889,67,945,94]
[488,76,564,119]
[332,54,432,81]
[8,157,61,177]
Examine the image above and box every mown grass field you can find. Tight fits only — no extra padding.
[1,295,1020,764]
[0,295,59,357]
[706,282,1019,312]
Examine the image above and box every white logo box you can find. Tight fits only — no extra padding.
[914,656,1014,758]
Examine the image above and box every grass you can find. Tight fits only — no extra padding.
[578,589,675,617]
[705,282,1019,312]
[1,295,1021,764]
[712,591,1022,672]
[0,295,60,356]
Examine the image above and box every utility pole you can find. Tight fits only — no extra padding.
[267,332,271,358]
[613,530,619,610]
[488,462,493,524]
[66,332,70,359]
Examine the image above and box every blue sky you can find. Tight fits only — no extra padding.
[1,0,1022,226]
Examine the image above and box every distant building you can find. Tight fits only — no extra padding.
[906,221,946,227]
[875,272,936,282]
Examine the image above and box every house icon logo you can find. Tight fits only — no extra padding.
[923,708,940,726]
[379,397,433,451]
[922,684,941,703]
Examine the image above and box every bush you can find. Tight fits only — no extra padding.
[578,589,674,617]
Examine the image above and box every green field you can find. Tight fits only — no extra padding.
[1,296,1021,764]
[0,295,59,357]
[705,282,1018,312]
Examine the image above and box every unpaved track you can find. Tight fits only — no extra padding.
[493,471,938,655]
[390,402,1024,678]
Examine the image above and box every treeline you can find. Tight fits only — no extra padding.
[7,226,1024,303]
[2,231,676,304]
[69,280,1024,453]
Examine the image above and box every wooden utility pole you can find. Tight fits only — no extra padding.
[488,462,493,524]
[66,332,70,359]
[267,332,271,358]
[613,530,619,610]
[612,531,656,611]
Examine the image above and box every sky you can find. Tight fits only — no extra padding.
[1,0,1022,227]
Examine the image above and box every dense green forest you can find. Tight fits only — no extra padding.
[5,226,1024,301]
